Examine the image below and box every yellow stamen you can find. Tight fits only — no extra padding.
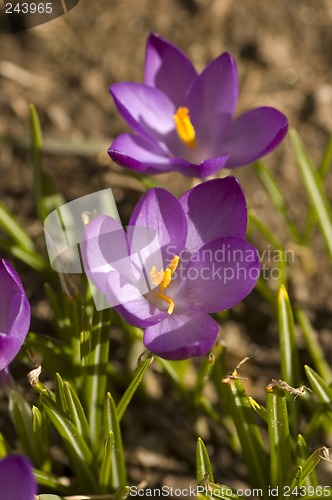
[154,292,175,315]
[149,255,179,314]
[173,107,196,149]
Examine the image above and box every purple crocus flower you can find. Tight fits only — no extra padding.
[0,455,37,500]
[0,259,31,372]
[82,178,260,360]
[108,33,288,178]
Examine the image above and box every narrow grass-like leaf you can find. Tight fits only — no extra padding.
[117,354,154,422]
[8,388,41,466]
[304,134,332,240]
[25,333,72,378]
[29,104,46,221]
[291,129,332,259]
[290,446,328,489]
[0,240,46,271]
[194,353,215,404]
[305,366,332,422]
[196,437,214,483]
[29,104,65,221]
[34,470,71,495]
[254,277,278,309]
[297,309,332,383]
[319,134,332,177]
[253,160,300,241]
[248,210,283,248]
[289,434,318,488]
[156,357,189,400]
[113,486,130,499]
[220,378,268,490]
[266,386,291,487]
[99,431,115,492]
[248,397,268,422]
[41,392,97,491]
[32,405,50,464]
[278,285,300,387]
[0,202,35,251]
[0,433,11,458]
[83,308,110,447]
[104,392,126,489]
[55,373,68,413]
[64,381,91,443]
[278,285,300,435]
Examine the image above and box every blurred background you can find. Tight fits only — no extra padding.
[0,0,332,491]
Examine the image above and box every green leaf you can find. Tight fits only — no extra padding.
[83,308,111,447]
[291,129,332,259]
[29,104,65,221]
[104,392,127,489]
[0,433,11,458]
[278,285,300,435]
[0,201,35,251]
[266,386,291,487]
[297,308,332,384]
[41,392,97,491]
[25,333,72,378]
[8,388,41,466]
[220,378,269,490]
[278,285,300,387]
[289,434,318,488]
[253,160,300,241]
[32,405,50,463]
[194,353,215,404]
[34,469,71,495]
[304,134,332,240]
[117,354,154,422]
[248,397,268,422]
[113,486,130,500]
[196,437,214,484]
[289,446,329,488]
[99,431,115,492]
[63,381,91,443]
[55,373,68,413]
[29,104,45,221]
[305,366,332,421]
[0,240,46,271]
[248,210,283,248]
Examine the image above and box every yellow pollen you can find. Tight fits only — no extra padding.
[173,107,196,149]
[150,255,179,314]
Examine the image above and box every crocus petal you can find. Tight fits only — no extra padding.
[176,155,229,178]
[109,133,176,174]
[110,83,176,143]
[221,107,288,168]
[179,178,247,253]
[81,215,130,296]
[143,311,219,360]
[186,52,238,155]
[178,237,260,313]
[129,188,187,264]
[0,260,30,372]
[0,455,37,500]
[115,296,168,329]
[144,33,197,107]
[109,134,229,178]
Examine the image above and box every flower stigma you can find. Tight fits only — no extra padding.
[150,255,180,315]
[173,107,196,149]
